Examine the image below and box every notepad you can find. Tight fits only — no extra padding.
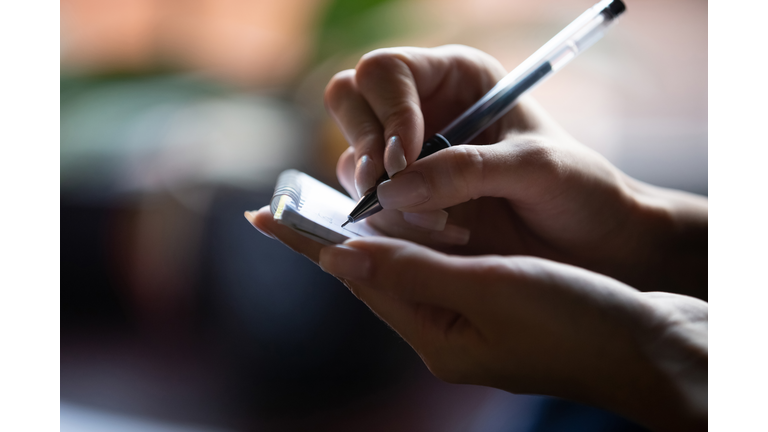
[270,169,380,245]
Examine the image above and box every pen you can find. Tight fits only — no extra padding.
[343,0,626,227]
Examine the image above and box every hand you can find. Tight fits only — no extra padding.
[246,208,708,432]
[325,45,707,299]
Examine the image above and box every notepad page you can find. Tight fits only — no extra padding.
[272,170,379,244]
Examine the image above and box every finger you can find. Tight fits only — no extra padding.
[403,210,448,231]
[366,209,470,246]
[354,49,423,176]
[372,210,470,246]
[345,279,470,363]
[336,146,358,199]
[368,206,450,232]
[354,46,511,169]
[247,206,324,264]
[429,224,471,245]
[325,69,386,196]
[244,209,274,239]
[337,149,457,239]
[376,130,567,213]
[248,206,470,355]
[318,236,477,312]
[317,237,480,353]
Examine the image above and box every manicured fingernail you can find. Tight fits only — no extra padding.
[403,210,448,231]
[244,210,273,239]
[430,224,470,245]
[355,155,377,196]
[319,245,372,280]
[385,136,407,177]
[377,171,430,209]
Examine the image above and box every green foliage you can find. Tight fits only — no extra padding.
[313,0,405,63]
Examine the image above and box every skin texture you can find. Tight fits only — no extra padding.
[246,46,708,430]
[326,45,707,300]
[247,211,707,432]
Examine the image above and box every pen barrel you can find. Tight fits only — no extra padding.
[438,0,624,146]
[440,62,553,145]
[344,0,625,226]
[418,134,452,159]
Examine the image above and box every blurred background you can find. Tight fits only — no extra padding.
[60,0,706,430]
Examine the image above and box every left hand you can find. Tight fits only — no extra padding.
[246,207,707,432]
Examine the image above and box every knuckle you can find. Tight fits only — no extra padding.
[513,137,564,179]
[438,44,483,64]
[356,50,397,80]
[440,43,471,52]
[356,49,411,88]
[451,44,494,66]
[446,146,485,200]
[470,256,520,286]
[438,44,506,88]
[324,69,356,110]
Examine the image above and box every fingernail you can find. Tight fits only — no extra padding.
[355,155,377,196]
[385,136,407,177]
[319,245,372,280]
[403,210,448,231]
[430,224,470,245]
[244,210,273,239]
[377,171,430,209]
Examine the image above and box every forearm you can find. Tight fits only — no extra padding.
[559,292,708,432]
[484,278,708,432]
[628,292,709,431]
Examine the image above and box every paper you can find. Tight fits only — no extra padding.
[270,170,379,245]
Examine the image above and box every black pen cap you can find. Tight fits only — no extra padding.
[603,0,626,19]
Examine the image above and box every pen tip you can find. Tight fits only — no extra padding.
[341,221,349,228]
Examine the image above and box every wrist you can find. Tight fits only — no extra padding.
[572,293,708,432]
[618,177,708,298]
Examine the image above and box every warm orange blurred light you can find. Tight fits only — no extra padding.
[61,0,158,72]
[61,0,326,87]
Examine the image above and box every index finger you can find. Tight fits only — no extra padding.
[246,206,325,264]
[353,45,509,168]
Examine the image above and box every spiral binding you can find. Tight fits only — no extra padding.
[271,169,304,214]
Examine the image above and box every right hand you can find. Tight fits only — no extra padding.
[325,45,707,297]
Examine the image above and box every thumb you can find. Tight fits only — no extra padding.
[376,130,565,213]
[319,237,476,313]
[318,237,494,354]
